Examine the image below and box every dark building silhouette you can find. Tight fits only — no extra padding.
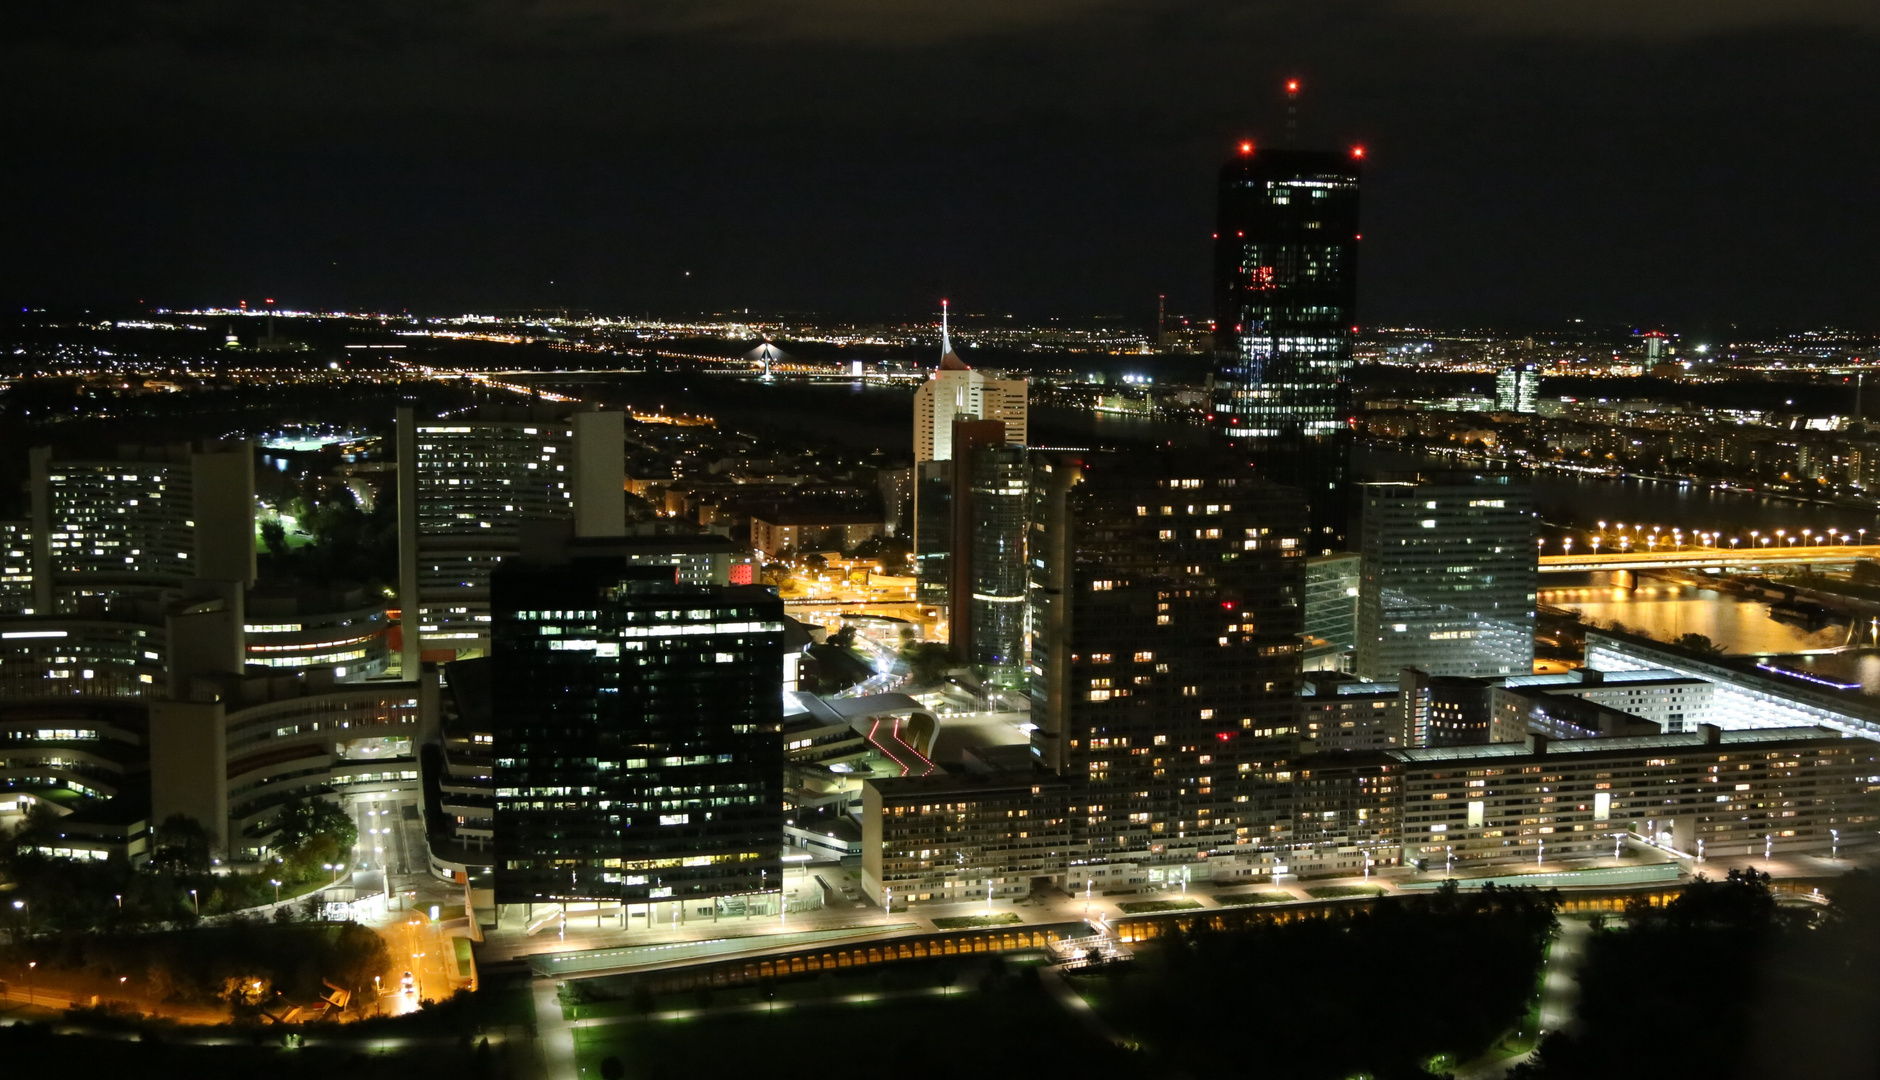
[489,559,783,913]
[1212,144,1362,552]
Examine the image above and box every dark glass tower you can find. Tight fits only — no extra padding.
[489,560,784,909]
[1212,145,1362,553]
[949,419,1028,691]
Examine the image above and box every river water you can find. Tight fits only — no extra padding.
[542,371,1880,687]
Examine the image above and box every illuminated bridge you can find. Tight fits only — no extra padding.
[1539,544,1880,574]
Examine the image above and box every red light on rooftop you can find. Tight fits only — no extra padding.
[1216,732,1233,741]
[1239,141,1254,155]
[1286,80,1300,93]
[1351,146,1365,159]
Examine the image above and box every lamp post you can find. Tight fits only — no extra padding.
[26,960,35,1008]
[189,889,198,916]
[1832,828,1840,861]
[1765,834,1773,861]
[270,879,282,905]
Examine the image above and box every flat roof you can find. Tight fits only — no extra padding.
[1388,725,1854,764]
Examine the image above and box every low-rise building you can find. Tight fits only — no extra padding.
[750,510,885,557]
[1394,725,1880,870]
[860,769,1071,906]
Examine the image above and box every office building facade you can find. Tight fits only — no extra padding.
[29,441,255,616]
[1495,365,1539,414]
[1212,145,1361,551]
[1028,449,1308,868]
[1356,474,1537,681]
[1394,726,1880,869]
[396,406,625,666]
[1303,551,1360,669]
[489,560,784,913]
[859,770,1071,906]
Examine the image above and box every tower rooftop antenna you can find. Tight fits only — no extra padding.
[1285,78,1300,146]
[941,298,951,359]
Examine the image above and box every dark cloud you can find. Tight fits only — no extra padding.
[1410,0,1880,38]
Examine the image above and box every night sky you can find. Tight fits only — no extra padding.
[5,1,1878,328]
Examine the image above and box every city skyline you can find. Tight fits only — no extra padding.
[5,5,1880,1075]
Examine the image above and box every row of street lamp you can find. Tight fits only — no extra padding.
[1540,521,1872,555]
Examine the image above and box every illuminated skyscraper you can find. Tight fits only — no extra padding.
[395,405,625,667]
[1212,144,1362,552]
[911,302,1028,606]
[1495,365,1539,414]
[1355,474,1537,682]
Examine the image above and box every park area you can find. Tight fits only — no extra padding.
[1070,884,1559,1079]
[564,953,1137,1080]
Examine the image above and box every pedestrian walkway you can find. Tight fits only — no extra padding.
[533,977,576,1080]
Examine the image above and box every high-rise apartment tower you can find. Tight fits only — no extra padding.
[1028,449,1308,868]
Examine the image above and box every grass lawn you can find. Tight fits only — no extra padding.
[1303,884,1388,899]
[1211,890,1297,907]
[930,913,1023,929]
[571,968,1131,1080]
[1116,899,1202,914]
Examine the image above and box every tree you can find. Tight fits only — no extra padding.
[630,982,657,1018]
[1674,632,1725,656]
[829,623,858,649]
[151,814,212,874]
[324,921,394,1002]
[260,519,289,558]
[272,799,358,860]
[899,640,952,686]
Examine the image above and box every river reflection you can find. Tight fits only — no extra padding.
[1541,575,1848,656]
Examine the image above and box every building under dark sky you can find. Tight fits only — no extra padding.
[1213,144,1362,551]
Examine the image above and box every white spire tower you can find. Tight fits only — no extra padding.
[941,298,952,361]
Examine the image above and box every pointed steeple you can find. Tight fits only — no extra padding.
[939,298,969,370]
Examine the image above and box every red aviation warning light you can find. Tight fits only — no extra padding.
[1239,140,1254,155]
[1286,79,1300,93]
[1351,146,1365,159]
